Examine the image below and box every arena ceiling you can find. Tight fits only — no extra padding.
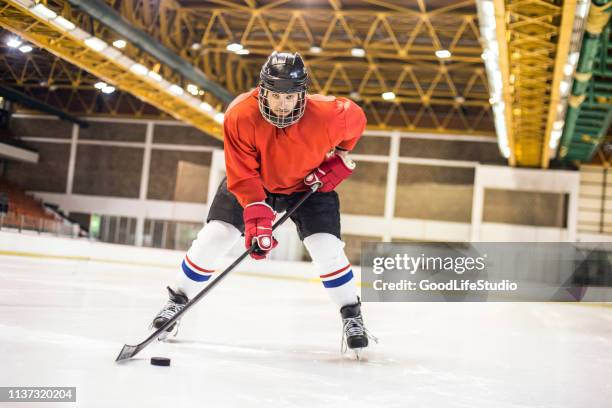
[1,0,608,167]
[0,0,494,139]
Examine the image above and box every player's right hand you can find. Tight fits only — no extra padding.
[243,201,278,260]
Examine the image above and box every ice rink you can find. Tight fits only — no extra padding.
[1,253,611,408]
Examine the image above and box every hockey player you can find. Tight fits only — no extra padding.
[151,51,376,355]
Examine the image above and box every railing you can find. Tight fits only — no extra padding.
[0,136,38,153]
[0,211,79,237]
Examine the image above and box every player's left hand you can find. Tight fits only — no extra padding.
[304,152,356,193]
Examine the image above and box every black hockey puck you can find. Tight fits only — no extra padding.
[150,357,171,366]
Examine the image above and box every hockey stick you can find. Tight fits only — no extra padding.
[116,183,320,362]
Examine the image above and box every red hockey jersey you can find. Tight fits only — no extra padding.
[223,88,366,207]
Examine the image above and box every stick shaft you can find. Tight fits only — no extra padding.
[116,185,319,361]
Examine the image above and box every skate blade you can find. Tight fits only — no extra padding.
[155,322,179,342]
[352,348,369,361]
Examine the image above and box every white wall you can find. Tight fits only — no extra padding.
[12,114,597,249]
[471,165,580,242]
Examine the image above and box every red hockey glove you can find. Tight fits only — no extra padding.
[243,202,278,260]
[304,153,356,193]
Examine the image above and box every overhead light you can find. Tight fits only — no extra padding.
[500,145,511,158]
[549,130,563,148]
[101,85,115,94]
[184,95,201,107]
[148,71,162,82]
[12,0,34,6]
[94,81,107,90]
[482,0,494,16]
[381,91,396,101]
[435,49,451,59]
[310,46,322,53]
[576,1,589,18]
[19,45,32,53]
[68,27,89,41]
[53,16,76,32]
[200,102,213,112]
[191,43,202,50]
[198,90,205,96]
[187,84,199,95]
[100,46,122,60]
[130,63,149,76]
[481,52,487,60]
[214,112,225,123]
[568,52,580,66]
[169,84,184,95]
[455,96,465,104]
[349,91,361,100]
[84,37,108,52]
[30,4,57,20]
[236,49,250,55]
[553,120,565,130]
[226,43,243,52]
[6,38,22,48]
[563,63,574,76]
[559,80,569,95]
[351,48,365,57]
[113,39,127,49]
[483,25,497,41]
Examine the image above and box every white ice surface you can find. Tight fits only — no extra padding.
[0,254,611,408]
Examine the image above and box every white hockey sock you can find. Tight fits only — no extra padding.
[303,233,358,308]
[174,220,241,298]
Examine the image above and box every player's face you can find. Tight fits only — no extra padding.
[266,91,300,117]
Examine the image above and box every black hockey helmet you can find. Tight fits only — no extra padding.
[258,51,308,128]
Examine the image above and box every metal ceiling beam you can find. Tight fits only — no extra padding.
[66,0,234,104]
[541,0,577,167]
[0,83,88,126]
[0,0,496,136]
[114,0,494,134]
[560,1,612,164]
[0,0,224,139]
[482,0,589,167]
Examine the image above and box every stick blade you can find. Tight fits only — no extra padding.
[115,344,139,362]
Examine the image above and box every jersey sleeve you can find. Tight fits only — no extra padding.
[223,111,267,207]
[336,98,367,151]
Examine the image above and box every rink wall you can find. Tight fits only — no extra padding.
[0,230,350,283]
[3,231,612,303]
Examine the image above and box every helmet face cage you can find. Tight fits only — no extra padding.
[258,51,308,128]
[258,87,307,128]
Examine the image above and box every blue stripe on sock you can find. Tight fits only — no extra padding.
[181,260,211,282]
[322,270,354,288]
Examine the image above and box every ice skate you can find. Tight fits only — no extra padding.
[340,298,377,360]
[151,286,188,341]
